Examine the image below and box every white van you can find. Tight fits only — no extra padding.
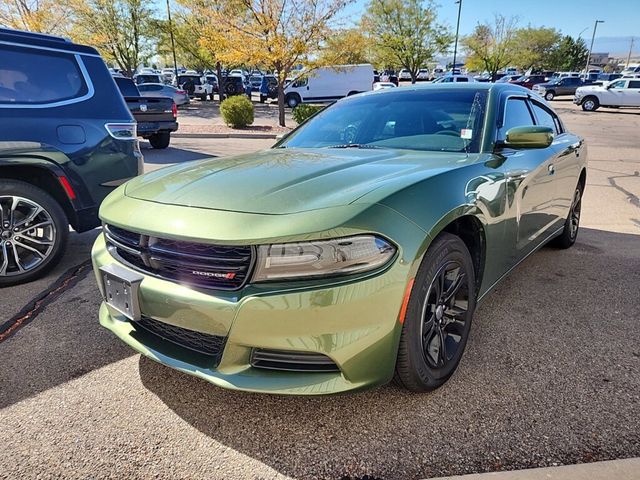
[284,64,374,108]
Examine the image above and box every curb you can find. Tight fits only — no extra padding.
[173,132,279,140]
[428,458,640,480]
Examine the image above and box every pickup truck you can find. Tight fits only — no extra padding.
[574,77,640,111]
[532,76,592,101]
[114,76,178,149]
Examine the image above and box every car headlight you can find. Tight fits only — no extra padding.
[252,235,396,281]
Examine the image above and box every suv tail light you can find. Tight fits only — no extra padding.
[105,123,137,140]
[172,102,177,118]
[176,90,186,94]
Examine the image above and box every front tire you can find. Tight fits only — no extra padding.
[286,93,300,108]
[544,91,555,101]
[0,180,68,286]
[581,96,599,111]
[148,131,171,149]
[395,233,476,392]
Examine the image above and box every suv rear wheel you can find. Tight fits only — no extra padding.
[0,180,68,286]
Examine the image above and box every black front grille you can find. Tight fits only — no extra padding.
[135,315,226,363]
[251,349,340,373]
[104,225,253,290]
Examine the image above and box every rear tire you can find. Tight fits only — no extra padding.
[544,91,555,101]
[0,180,68,286]
[394,233,476,392]
[551,182,583,249]
[149,131,171,149]
[581,96,599,111]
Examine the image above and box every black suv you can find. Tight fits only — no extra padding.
[0,28,142,285]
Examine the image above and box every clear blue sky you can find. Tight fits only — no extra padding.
[343,0,639,42]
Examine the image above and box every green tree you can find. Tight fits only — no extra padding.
[548,35,589,72]
[0,0,68,34]
[462,15,518,80]
[363,0,451,83]
[68,0,156,76]
[513,26,562,71]
[319,27,373,65]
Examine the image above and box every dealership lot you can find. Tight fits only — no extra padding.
[1,102,639,479]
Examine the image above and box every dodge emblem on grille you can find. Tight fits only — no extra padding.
[191,270,236,279]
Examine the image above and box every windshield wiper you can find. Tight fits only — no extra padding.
[322,143,385,149]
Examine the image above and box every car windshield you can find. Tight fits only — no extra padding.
[281,89,487,153]
[178,75,202,85]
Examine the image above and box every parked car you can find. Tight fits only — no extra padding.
[431,67,445,80]
[220,75,248,97]
[399,68,412,81]
[283,64,374,108]
[432,74,477,83]
[204,74,219,94]
[92,82,586,394]
[550,72,580,80]
[161,68,176,84]
[0,28,142,285]
[114,77,178,149]
[533,76,590,100]
[494,74,520,83]
[259,74,278,102]
[176,74,213,101]
[574,77,640,111]
[417,69,430,81]
[620,65,640,76]
[595,73,622,85]
[137,83,190,107]
[373,82,397,90]
[509,75,547,89]
[249,74,263,90]
[134,74,163,85]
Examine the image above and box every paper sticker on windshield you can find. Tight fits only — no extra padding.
[461,129,473,139]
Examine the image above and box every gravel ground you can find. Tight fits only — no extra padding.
[0,101,639,480]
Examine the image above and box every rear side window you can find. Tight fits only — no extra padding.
[457,77,468,82]
[628,81,640,89]
[0,45,88,105]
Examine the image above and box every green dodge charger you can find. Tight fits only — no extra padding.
[92,83,586,394]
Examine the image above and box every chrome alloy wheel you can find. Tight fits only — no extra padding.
[0,196,56,277]
[420,260,469,369]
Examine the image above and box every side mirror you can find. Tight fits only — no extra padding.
[504,126,554,149]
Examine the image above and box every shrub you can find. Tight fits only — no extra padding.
[292,104,325,124]
[220,95,254,128]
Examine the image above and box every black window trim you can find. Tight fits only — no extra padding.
[529,99,564,135]
[0,45,95,109]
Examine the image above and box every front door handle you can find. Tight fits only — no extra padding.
[548,164,555,175]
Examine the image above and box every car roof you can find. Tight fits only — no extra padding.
[0,27,100,56]
[138,83,170,87]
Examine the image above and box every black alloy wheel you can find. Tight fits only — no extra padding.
[395,232,476,392]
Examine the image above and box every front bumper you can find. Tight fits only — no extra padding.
[92,233,409,394]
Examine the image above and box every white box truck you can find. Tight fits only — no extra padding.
[284,64,375,108]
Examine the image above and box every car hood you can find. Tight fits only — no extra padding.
[576,84,604,92]
[124,148,475,214]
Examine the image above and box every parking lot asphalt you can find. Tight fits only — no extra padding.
[1,101,639,480]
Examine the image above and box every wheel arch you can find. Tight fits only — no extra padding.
[0,163,74,227]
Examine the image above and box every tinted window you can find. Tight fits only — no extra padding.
[282,89,488,153]
[178,75,202,85]
[502,98,534,134]
[457,77,469,82]
[114,77,140,97]
[628,81,640,89]
[0,45,87,104]
[531,102,558,134]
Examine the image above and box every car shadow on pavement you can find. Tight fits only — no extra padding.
[141,145,214,166]
[138,227,640,479]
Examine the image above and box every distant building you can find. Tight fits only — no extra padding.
[589,52,610,66]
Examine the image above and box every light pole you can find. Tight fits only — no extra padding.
[166,0,179,80]
[585,20,604,74]
[451,0,462,73]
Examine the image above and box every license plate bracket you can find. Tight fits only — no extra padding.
[100,264,143,321]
